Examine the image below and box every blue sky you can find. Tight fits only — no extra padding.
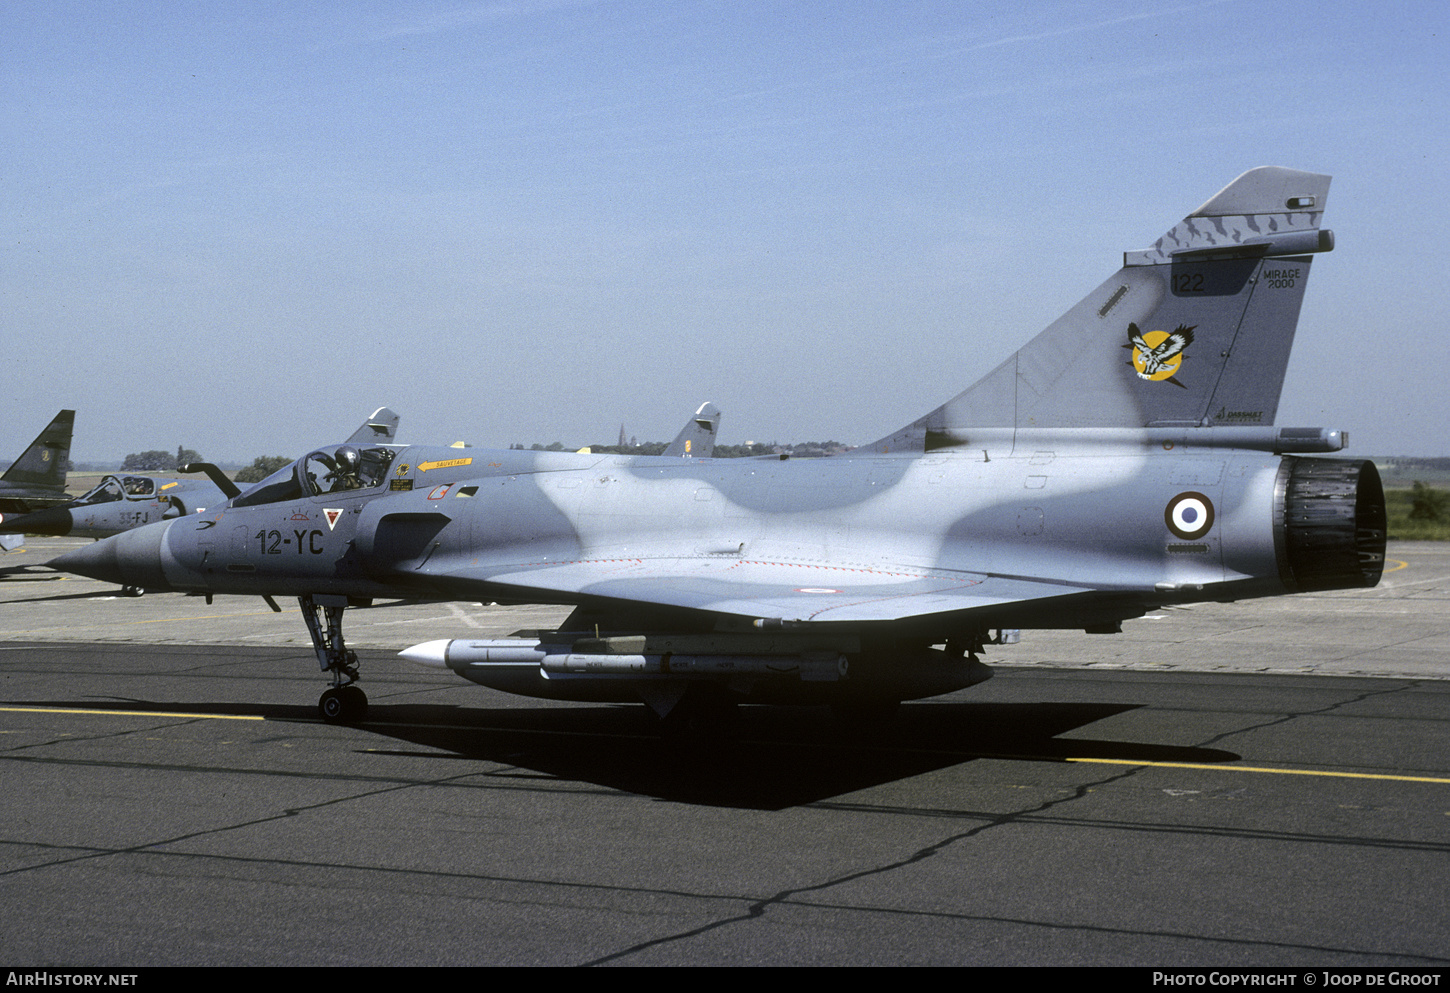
[4,1,1447,460]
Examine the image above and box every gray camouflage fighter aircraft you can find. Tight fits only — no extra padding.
[2,407,399,542]
[51,168,1385,727]
[0,410,75,517]
[0,474,225,542]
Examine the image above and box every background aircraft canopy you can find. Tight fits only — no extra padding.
[75,475,159,505]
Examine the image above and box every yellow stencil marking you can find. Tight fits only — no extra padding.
[418,458,473,472]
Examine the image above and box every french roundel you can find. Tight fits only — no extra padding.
[1164,491,1214,540]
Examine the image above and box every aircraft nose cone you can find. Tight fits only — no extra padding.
[0,506,76,537]
[50,521,173,591]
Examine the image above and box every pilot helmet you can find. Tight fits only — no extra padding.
[334,446,361,474]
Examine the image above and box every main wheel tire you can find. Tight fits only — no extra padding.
[340,685,368,721]
[319,688,346,723]
[319,686,368,724]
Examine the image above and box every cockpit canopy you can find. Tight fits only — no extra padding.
[76,475,157,505]
[233,445,398,508]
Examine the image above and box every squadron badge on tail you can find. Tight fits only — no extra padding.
[1125,322,1196,389]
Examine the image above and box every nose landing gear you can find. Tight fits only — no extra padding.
[300,593,369,724]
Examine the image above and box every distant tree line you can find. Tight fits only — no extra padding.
[113,447,293,484]
[235,455,293,483]
[1388,458,1450,473]
[120,446,203,472]
[1410,481,1448,522]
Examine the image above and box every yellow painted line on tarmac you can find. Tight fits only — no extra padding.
[1067,756,1450,784]
[0,705,264,721]
[1383,558,1409,574]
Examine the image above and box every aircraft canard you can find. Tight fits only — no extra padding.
[50,169,1386,730]
[0,410,75,515]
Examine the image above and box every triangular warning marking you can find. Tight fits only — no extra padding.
[324,509,344,530]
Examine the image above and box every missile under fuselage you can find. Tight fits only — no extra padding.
[399,637,992,705]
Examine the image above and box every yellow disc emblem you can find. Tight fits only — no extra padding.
[1132,330,1185,380]
[1124,322,1195,390]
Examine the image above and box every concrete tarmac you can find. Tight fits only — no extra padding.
[1,538,1447,966]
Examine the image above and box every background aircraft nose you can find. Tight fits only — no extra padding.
[0,506,76,537]
[50,521,172,591]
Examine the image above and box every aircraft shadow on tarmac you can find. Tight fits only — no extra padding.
[4,587,138,601]
[0,565,70,584]
[21,697,1240,810]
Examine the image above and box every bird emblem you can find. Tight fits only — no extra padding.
[1124,322,1195,389]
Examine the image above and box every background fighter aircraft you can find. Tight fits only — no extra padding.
[1,407,400,543]
[52,168,1386,728]
[1,474,226,542]
[0,410,75,517]
[663,402,721,458]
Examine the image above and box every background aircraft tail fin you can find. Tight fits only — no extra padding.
[862,167,1333,453]
[2,409,74,489]
[664,402,721,458]
[347,406,399,444]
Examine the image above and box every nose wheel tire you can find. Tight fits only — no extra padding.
[320,685,368,724]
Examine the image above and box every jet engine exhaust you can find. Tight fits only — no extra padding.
[1279,458,1387,592]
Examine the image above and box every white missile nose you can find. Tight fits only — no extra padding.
[398,640,453,667]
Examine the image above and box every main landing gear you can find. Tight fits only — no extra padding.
[300,593,368,724]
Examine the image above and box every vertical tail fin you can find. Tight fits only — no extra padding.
[2,409,74,489]
[664,402,721,458]
[864,167,1333,452]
